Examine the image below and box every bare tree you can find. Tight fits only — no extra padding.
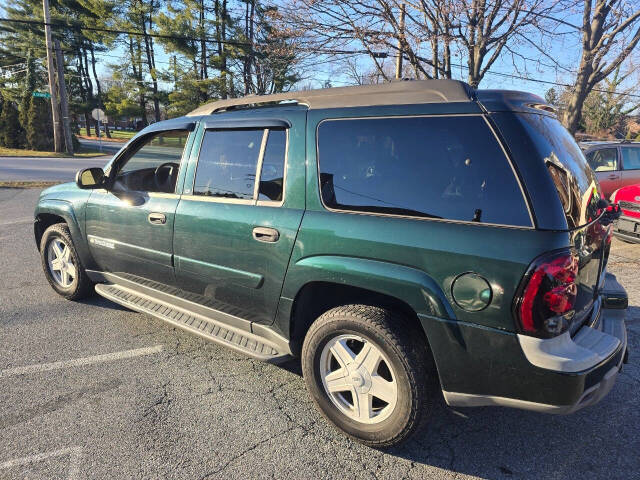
[283,0,555,87]
[563,0,640,134]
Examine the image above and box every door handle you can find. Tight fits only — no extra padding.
[253,227,279,243]
[608,174,620,180]
[148,212,167,225]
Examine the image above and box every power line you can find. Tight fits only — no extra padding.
[2,17,638,99]
[0,17,388,58]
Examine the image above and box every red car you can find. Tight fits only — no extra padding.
[584,142,640,199]
[611,184,640,243]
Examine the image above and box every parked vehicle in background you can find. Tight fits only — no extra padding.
[611,184,640,243]
[34,80,629,447]
[584,141,640,199]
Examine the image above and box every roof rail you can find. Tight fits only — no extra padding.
[187,79,474,116]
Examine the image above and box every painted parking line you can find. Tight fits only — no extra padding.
[0,345,164,379]
[0,217,32,226]
[0,446,82,480]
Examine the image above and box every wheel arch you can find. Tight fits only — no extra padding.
[34,200,96,270]
[281,255,455,357]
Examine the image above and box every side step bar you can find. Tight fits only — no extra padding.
[95,283,291,363]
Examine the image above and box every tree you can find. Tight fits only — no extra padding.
[562,0,640,134]
[19,50,36,148]
[19,50,36,128]
[580,66,639,137]
[0,100,25,148]
[283,0,553,87]
[26,96,54,150]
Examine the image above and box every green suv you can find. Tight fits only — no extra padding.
[34,80,629,447]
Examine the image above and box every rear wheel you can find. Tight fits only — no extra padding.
[40,223,93,300]
[301,305,434,447]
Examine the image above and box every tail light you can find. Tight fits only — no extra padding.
[514,250,579,338]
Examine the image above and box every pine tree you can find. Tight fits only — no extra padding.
[0,101,25,148]
[26,97,54,151]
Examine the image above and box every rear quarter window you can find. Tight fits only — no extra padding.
[316,115,531,227]
[512,114,602,228]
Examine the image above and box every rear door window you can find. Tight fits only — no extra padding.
[621,147,640,170]
[316,115,531,226]
[193,128,287,202]
[258,129,286,202]
[194,129,264,199]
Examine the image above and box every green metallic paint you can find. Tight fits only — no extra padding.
[284,255,454,319]
[35,183,95,269]
[171,107,307,325]
[451,272,492,312]
[419,312,623,406]
[85,191,179,282]
[175,254,265,289]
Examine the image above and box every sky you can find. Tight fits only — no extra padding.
[1,1,638,101]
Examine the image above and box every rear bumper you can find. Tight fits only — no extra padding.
[432,274,628,414]
[443,308,627,414]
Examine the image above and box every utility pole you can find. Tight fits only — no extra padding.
[43,0,63,153]
[54,39,74,155]
[395,3,406,80]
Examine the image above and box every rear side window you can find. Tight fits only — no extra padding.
[317,115,531,226]
[512,114,601,229]
[194,129,264,198]
[621,147,640,170]
[586,148,618,172]
[193,128,287,201]
[258,129,286,202]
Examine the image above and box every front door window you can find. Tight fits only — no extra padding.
[113,130,190,193]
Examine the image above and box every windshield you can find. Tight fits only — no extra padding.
[515,114,602,229]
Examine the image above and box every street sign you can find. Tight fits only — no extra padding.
[32,91,51,98]
[91,108,105,121]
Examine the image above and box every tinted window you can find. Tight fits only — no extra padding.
[194,129,264,198]
[621,147,640,170]
[510,114,602,228]
[586,148,618,172]
[258,129,286,202]
[317,116,530,226]
[114,130,189,193]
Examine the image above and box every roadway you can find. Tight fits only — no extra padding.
[0,139,120,183]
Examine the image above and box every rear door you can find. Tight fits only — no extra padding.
[620,146,640,190]
[585,147,620,198]
[172,111,306,325]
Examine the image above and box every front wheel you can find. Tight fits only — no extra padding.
[301,305,434,447]
[40,223,93,300]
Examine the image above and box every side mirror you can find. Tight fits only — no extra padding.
[76,167,105,189]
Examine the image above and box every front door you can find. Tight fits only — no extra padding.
[173,114,305,325]
[586,147,620,198]
[86,129,192,284]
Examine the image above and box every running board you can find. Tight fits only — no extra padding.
[95,283,291,363]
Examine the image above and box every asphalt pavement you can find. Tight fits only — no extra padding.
[0,187,639,480]
[0,139,121,183]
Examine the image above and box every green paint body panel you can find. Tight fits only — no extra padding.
[34,92,621,409]
[171,107,307,324]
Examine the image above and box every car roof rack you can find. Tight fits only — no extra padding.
[187,79,475,116]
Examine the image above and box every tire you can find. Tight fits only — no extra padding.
[301,305,434,447]
[40,223,93,300]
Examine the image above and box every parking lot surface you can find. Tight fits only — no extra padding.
[1,187,638,480]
